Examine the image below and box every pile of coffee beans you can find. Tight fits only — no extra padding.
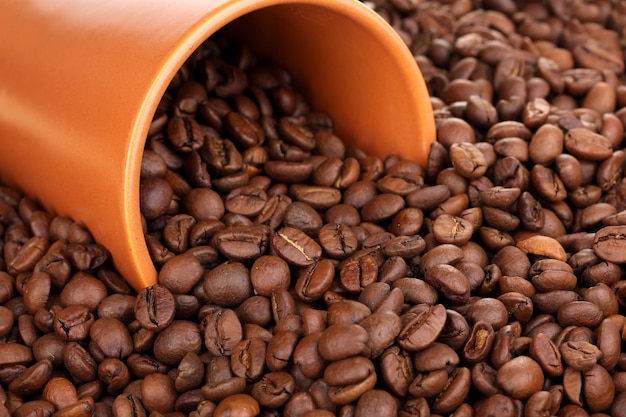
[3,0,626,416]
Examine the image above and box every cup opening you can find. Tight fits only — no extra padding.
[127,0,434,291]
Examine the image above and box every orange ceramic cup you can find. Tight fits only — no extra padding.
[0,0,435,291]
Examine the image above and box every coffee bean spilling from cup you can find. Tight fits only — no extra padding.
[3,0,626,416]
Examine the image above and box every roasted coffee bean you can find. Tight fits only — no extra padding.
[353,389,397,417]
[60,273,108,312]
[529,332,564,377]
[408,367,448,398]
[154,320,202,364]
[42,377,79,410]
[560,341,603,372]
[236,295,272,326]
[8,236,49,276]
[397,304,446,352]
[6,6,626,414]
[53,305,94,342]
[593,225,626,263]
[465,297,508,330]
[202,307,242,357]
[211,225,269,262]
[140,372,178,414]
[324,356,377,405]
[432,214,474,245]
[87,318,132,361]
[252,372,295,408]
[474,393,516,417]
[496,356,545,399]
[326,300,371,326]
[564,128,613,161]
[212,394,259,417]
[557,301,604,328]
[125,353,168,379]
[295,259,335,302]
[361,193,405,223]
[290,184,342,210]
[63,341,97,382]
[21,271,51,315]
[463,321,495,363]
[98,357,131,394]
[265,329,299,371]
[406,184,451,212]
[203,261,253,307]
[378,346,414,397]
[449,142,489,179]
[359,310,402,358]
[283,201,323,236]
[424,264,471,303]
[583,364,615,412]
[293,331,326,380]
[140,177,174,220]
[430,367,472,414]
[339,250,379,294]
[134,285,176,331]
[413,342,460,372]
[271,226,321,267]
[12,400,56,417]
[595,318,622,370]
[318,323,369,361]
[490,322,521,369]
[6,358,52,396]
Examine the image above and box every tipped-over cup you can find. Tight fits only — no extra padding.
[0,0,435,291]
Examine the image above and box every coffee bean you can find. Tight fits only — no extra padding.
[359,193,406,224]
[203,261,253,307]
[53,305,94,342]
[339,250,379,294]
[318,223,359,260]
[295,259,335,302]
[42,377,79,410]
[584,364,615,412]
[59,273,108,312]
[249,255,290,297]
[154,320,202,364]
[354,389,397,417]
[359,310,402,359]
[529,332,564,378]
[560,341,602,372]
[6,5,626,414]
[593,225,626,263]
[290,185,342,211]
[318,323,369,361]
[564,128,613,161]
[212,225,269,262]
[140,177,174,220]
[397,304,447,351]
[557,301,604,328]
[326,300,372,326]
[12,400,56,417]
[251,371,295,408]
[88,317,133,361]
[325,356,377,405]
[63,341,97,382]
[134,285,175,331]
[596,318,622,371]
[271,226,321,267]
[430,367,472,414]
[212,394,259,417]
[496,356,544,399]
[424,264,471,303]
[419,243,464,273]
[463,321,494,363]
